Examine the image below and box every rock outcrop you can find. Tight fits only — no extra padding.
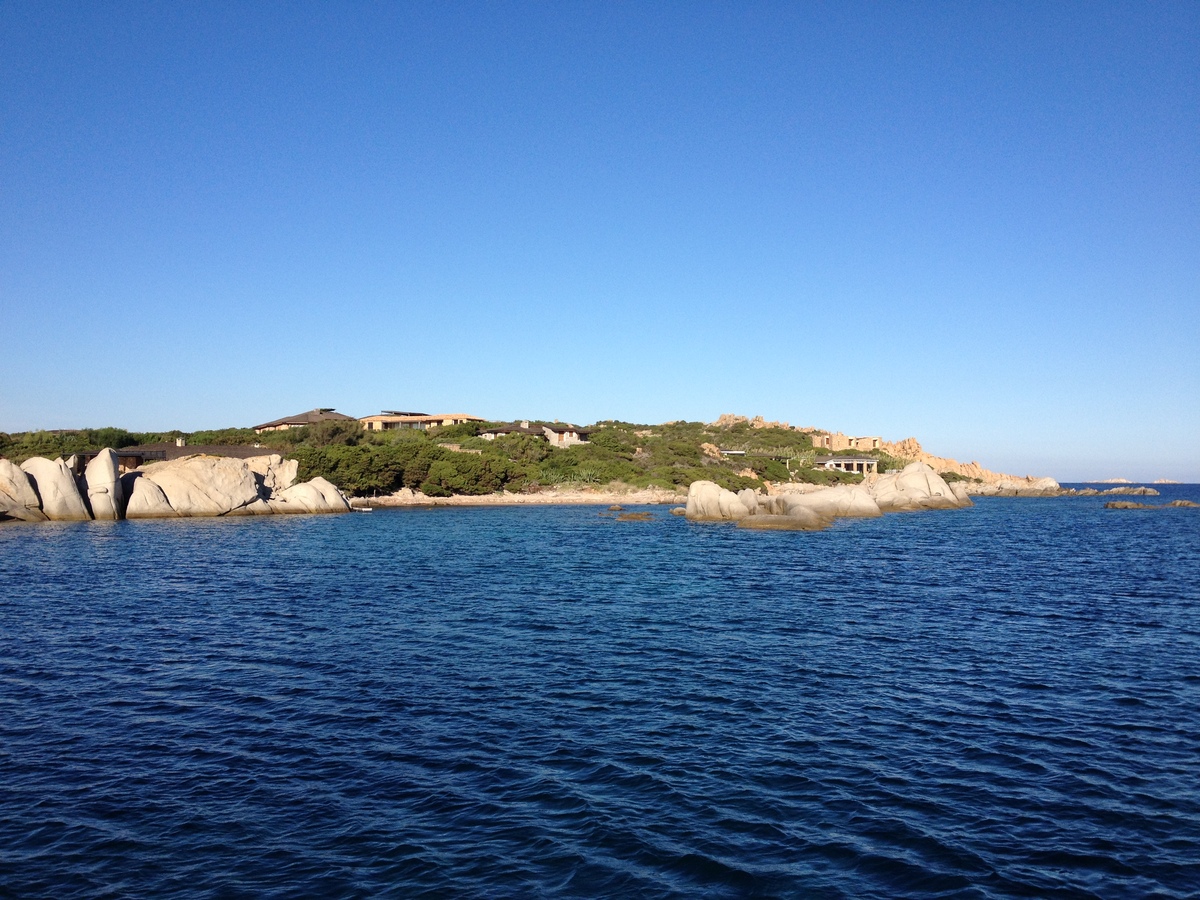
[1065,485,1159,497]
[685,481,754,521]
[0,459,48,522]
[83,449,124,520]
[1105,499,1198,510]
[139,456,261,517]
[862,463,969,512]
[246,454,298,496]
[1,450,351,523]
[19,457,91,521]
[878,436,1062,492]
[686,462,971,534]
[123,473,178,518]
[966,477,1062,497]
[270,477,351,514]
[776,484,882,519]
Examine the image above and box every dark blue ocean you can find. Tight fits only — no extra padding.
[2,487,1199,899]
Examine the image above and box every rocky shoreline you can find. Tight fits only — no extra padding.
[0,449,350,522]
[4,448,1173,526]
[685,462,974,531]
[352,485,687,509]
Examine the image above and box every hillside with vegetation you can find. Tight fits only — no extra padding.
[0,419,919,497]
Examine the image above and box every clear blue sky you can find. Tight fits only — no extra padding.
[2,2,1197,481]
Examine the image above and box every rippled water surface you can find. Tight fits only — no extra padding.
[2,489,1199,898]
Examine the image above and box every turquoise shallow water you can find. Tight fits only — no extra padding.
[2,489,1199,898]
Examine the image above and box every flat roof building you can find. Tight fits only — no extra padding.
[360,412,487,432]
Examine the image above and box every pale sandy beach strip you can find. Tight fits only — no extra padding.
[353,485,687,508]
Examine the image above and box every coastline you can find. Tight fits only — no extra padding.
[353,485,687,508]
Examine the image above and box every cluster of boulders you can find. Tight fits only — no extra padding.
[0,450,350,522]
[685,462,972,531]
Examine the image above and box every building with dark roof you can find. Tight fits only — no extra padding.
[253,408,357,434]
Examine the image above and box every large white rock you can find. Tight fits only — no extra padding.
[865,462,966,512]
[224,498,276,516]
[19,457,91,521]
[83,449,125,520]
[270,476,351,514]
[123,473,178,518]
[950,482,974,506]
[0,459,48,522]
[245,454,299,497]
[736,488,761,515]
[777,484,882,518]
[138,455,260,516]
[685,480,753,521]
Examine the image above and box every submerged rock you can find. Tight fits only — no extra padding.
[1105,499,1198,510]
[737,511,830,531]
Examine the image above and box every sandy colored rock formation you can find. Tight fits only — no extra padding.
[83,449,124,520]
[711,414,794,430]
[862,462,967,512]
[246,454,298,496]
[685,481,754,521]
[0,459,48,522]
[139,456,261,517]
[123,473,178,518]
[950,482,973,506]
[270,477,351,514]
[879,437,1060,492]
[1,450,350,522]
[20,457,91,521]
[686,463,971,532]
[777,484,882,518]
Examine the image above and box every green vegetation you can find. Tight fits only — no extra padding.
[874,453,915,473]
[0,428,166,462]
[0,418,950,497]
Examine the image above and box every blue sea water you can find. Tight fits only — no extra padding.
[2,488,1199,899]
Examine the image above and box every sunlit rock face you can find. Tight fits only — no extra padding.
[0,459,48,522]
[2,450,350,523]
[19,457,91,521]
[84,449,124,521]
